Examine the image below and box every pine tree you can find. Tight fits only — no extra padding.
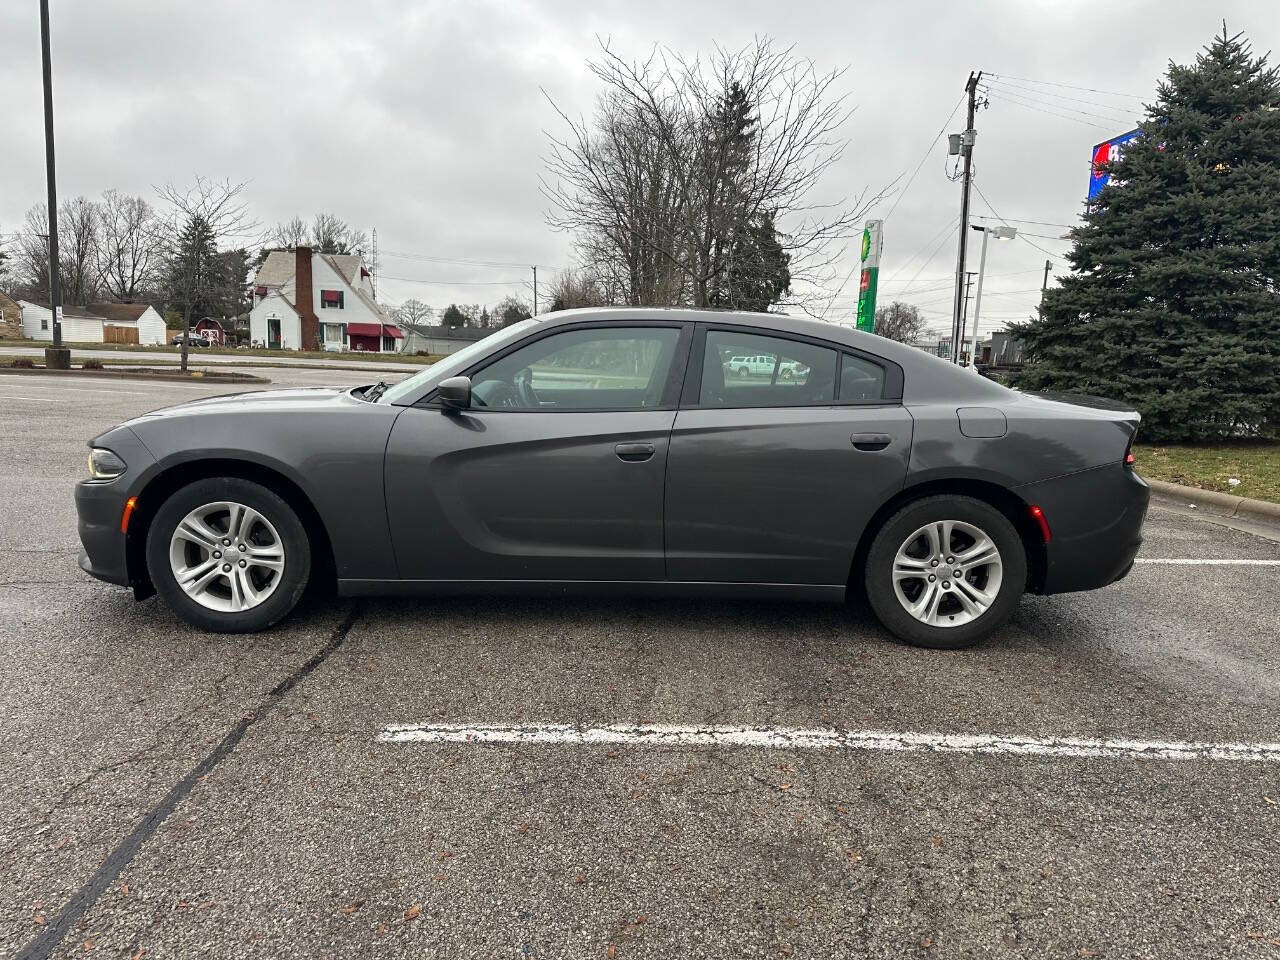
[1012,27,1280,441]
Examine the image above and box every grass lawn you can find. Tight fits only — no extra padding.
[0,339,439,365]
[1135,442,1280,504]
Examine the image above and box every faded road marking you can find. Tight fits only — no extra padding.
[0,395,59,402]
[1134,558,1280,566]
[376,722,1280,762]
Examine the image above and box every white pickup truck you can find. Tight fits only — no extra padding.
[723,354,809,380]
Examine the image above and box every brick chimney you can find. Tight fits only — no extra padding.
[295,246,319,350]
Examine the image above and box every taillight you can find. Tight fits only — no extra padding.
[1029,504,1051,543]
[1124,452,1135,467]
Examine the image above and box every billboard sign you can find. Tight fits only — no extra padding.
[1088,128,1141,201]
[855,220,883,332]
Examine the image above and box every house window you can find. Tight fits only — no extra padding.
[323,323,345,344]
[382,335,395,351]
[41,317,49,330]
[320,290,344,309]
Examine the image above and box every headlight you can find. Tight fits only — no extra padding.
[88,447,127,480]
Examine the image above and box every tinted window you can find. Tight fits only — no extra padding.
[699,331,838,408]
[470,326,681,410]
[839,353,887,402]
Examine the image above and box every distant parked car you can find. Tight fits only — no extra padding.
[724,354,809,380]
[171,334,210,347]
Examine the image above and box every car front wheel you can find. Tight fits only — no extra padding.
[864,495,1026,649]
[146,477,311,632]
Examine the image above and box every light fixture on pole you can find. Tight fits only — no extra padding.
[967,223,1016,369]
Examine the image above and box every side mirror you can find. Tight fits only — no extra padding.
[437,375,472,412]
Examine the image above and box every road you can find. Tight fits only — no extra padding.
[0,344,427,374]
[1,370,1278,959]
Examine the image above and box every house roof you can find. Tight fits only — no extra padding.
[87,302,151,323]
[253,250,362,288]
[25,301,103,320]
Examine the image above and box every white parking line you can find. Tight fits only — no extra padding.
[0,395,59,402]
[376,722,1280,762]
[1134,558,1280,565]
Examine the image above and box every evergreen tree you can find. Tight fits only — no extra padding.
[440,304,466,329]
[1012,28,1280,441]
[164,215,222,323]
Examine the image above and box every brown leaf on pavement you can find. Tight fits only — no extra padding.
[404,903,421,921]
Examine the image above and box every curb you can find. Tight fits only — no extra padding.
[1146,477,1280,526]
[0,366,269,385]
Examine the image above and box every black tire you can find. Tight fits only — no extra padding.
[863,495,1026,650]
[738,366,750,377]
[146,477,311,633]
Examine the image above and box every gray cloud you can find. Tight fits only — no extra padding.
[1,0,1270,326]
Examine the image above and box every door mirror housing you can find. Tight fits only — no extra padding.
[437,376,472,412]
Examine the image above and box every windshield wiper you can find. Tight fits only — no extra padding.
[363,381,389,403]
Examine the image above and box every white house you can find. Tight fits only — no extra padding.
[248,247,403,352]
[19,301,167,345]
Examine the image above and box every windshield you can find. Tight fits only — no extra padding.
[380,319,539,404]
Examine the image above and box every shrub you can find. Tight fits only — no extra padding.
[82,359,104,370]
[11,358,35,369]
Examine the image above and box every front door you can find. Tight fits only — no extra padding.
[665,326,913,586]
[267,316,281,349]
[384,322,690,582]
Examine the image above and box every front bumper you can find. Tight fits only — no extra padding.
[76,480,132,587]
[74,426,156,589]
[1016,463,1149,595]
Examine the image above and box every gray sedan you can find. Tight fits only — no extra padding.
[76,308,1148,648]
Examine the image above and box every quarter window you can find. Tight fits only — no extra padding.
[699,331,838,408]
[469,326,681,410]
[839,353,887,402]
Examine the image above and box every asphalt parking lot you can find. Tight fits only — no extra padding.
[1,369,1278,959]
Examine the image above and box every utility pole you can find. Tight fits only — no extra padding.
[39,0,69,369]
[531,265,538,316]
[1040,258,1052,309]
[949,71,982,365]
[370,228,379,299]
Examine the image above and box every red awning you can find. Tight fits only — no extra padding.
[320,289,341,304]
[345,323,382,337]
[254,285,267,297]
[383,325,404,339]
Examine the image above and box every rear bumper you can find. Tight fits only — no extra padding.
[1016,464,1149,595]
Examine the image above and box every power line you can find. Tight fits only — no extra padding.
[379,274,528,287]
[985,72,1146,102]
[972,214,1075,229]
[983,78,1141,121]
[380,249,556,270]
[819,90,967,319]
[982,88,1115,131]
[972,182,1066,260]
[984,78,1138,125]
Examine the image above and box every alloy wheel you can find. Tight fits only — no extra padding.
[168,500,286,612]
[891,519,1003,627]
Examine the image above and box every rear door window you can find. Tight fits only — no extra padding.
[838,353,887,402]
[699,331,838,408]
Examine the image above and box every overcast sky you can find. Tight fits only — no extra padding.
[1,0,1272,334]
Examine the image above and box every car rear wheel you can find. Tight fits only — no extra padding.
[864,495,1026,649]
[146,477,311,632]
[738,366,750,377]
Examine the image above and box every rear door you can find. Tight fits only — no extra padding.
[664,325,913,586]
[385,321,692,582]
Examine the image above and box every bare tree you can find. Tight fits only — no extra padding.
[544,38,876,315]
[391,298,434,325]
[873,301,929,344]
[269,213,367,255]
[11,199,101,304]
[157,177,257,371]
[268,215,308,249]
[96,190,164,301]
[545,267,612,311]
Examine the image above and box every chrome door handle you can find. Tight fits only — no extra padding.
[850,433,892,451]
[615,442,656,462]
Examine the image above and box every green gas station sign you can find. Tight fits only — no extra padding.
[856,220,883,332]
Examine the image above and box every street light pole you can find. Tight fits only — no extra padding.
[39,0,70,368]
[967,224,1017,369]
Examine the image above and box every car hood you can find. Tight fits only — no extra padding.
[129,385,361,422]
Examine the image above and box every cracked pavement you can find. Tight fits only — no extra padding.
[1,368,1278,959]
